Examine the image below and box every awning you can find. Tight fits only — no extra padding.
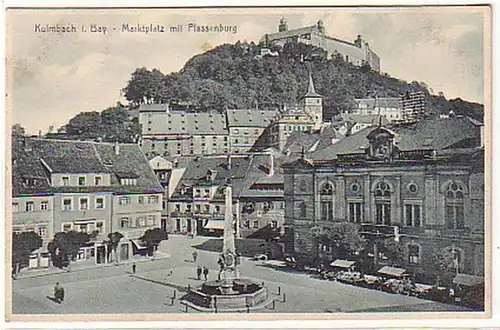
[330,259,356,268]
[131,239,148,250]
[377,266,409,277]
[453,273,484,286]
[204,220,225,230]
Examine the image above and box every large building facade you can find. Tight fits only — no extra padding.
[262,18,381,72]
[12,138,164,268]
[282,116,484,278]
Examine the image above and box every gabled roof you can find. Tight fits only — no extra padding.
[283,131,321,154]
[226,109,279,127]
[12,138,163,196]
[340,113,389,125]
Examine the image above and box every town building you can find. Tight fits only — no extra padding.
[12,138,163,268]
[352,97,402,122]
[265,75,322,151]
[139,104,229,158]
[167,154,285,238]
[226,109,279,154]
[281,115,484,279]
[401,91,426,122]
[261,18,380,71]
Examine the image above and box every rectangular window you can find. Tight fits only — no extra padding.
[147,215,155,226]
[41,201,49,211]
[204,204,210,213]
[348,202,363,223]
[79,198,88,210]
[94,176,102,186]
[320,201,333,221]
[77,223,88,233]
[63,198,72,211]
[119,196,131,205]
[78,176,86,186]
[175,204,181,212]
[37,226,47,237]
[408,245,420,265]
[215,206,220,213]
[138,196,144,204]
[62,176,70,186]
[95,197,104,210]
[120,217,129,228]
[12,202,19,213]
[25,201,34,212]
[195,204,201,213]
[186,204,192,213]
[253,221,259,229]
[139,217,146,227]
[148,195,159,204]
[62,223,72,232]
[375,203,391,225]
[271,221,278,229]
[203,189,210,197]
[96,221,104,233]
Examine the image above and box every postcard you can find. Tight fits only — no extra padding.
[5,5,492,323]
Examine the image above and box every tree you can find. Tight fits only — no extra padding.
[107,232,124,265]
[47,231,90,269]
[380,238,405,267]
[12,231,43,277]
[321,222,366,260]
[431,246,459,285]
[140,228,168,258]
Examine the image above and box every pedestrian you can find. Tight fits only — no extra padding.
[54,282,64,303]
[197,265,202,280]
[203,266,209,281]
[132,262,136,274]
[192,250,198,262]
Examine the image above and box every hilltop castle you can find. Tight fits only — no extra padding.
[261,18,380,72]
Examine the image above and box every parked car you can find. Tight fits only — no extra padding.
[252,254,268,261]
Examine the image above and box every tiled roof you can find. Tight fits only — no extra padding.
[226,109,279,127]
[283,131,320,154]
[309,116,480,161]
[394,116,479,151]
[355,98,401,109]
[142,108,229,135]
[12,138,163,196]
[170,156,252,199]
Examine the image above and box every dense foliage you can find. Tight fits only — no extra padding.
[51,103,140,143]
[123,41,483,121]
[47,231,90,268]
[140,228,168,256]
[12,231,43,275]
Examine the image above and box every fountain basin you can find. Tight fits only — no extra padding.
[182,278,268,311]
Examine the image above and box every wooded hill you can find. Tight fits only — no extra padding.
[123,41,484,122]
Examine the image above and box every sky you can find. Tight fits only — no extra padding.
[6,7,488,135]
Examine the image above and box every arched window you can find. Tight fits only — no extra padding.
[445,182,465,229]
[374,181,391,225]
[320,182,334,195]
[408,244,420,265]
[319,182,334,221]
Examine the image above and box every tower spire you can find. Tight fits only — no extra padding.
[307,72,316,95]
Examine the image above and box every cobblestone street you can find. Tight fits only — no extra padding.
[12,235,471,314]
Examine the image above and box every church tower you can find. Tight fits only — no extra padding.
[300,73,323,130]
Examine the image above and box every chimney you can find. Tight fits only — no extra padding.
[268,152,275,176]
[114,141,120,155]
[38,130,42,137]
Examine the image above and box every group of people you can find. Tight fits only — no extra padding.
[196,265,210,281]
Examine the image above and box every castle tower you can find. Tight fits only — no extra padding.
[317,20,325,34]
[300,73,323,130]
[278,17,288,32]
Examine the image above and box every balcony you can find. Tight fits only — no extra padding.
[170,211,193,217]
